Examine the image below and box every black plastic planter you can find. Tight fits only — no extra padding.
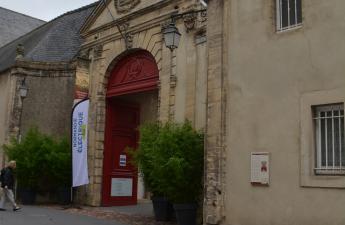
[173,203,197,225]
[18,188,36,205]
[152,197,174,221]
[57,187,71,205]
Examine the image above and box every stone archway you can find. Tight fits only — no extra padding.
[102,50,159,206]
[106,50,159,97]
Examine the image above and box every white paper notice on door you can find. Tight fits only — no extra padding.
[251,152,269,186]
[119,154,127,167]
[111,178,133,196]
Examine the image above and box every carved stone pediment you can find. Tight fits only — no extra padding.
[115,0,140,14]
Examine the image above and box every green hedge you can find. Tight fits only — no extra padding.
[3,127,71,191]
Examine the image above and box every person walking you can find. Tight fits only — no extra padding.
[0,161,21,211]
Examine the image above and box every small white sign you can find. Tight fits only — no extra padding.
[119,155,127,167]
[111,178,133,197]
[251,152,269,185]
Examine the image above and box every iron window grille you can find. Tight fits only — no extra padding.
[276,0,302,31]
[313,104,345,175]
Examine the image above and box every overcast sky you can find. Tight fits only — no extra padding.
[0,0,98,21]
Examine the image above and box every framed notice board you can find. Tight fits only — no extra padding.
[251,152,270,186]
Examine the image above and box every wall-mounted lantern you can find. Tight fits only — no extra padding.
[19,78,28,99]
[162,8,207,51]
[162,23,182,51]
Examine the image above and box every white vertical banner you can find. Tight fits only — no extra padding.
[72,99,90,187]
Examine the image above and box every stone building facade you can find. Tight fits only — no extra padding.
[205,0,345,225]
[0,1,344,224]
[0,3,97,166]
[76,0,208,206]
[41,1,344,225]
[4,61,76,140]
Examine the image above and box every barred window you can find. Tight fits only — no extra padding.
[313,104,345,175]
[276,0,302,31]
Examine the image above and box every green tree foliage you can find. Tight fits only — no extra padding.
[3,127,71,191]
[127,122,162,196]
[129,121,204,203]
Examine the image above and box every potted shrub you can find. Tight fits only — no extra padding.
[128,122,174,221]
[130,121,204,224]
[151,122,204,225]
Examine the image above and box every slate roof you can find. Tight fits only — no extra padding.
[0,7,45,47]
[0,2,99,72]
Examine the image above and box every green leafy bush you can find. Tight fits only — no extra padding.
[128,122,162,196]
[129,121,204,204]
[3,127,71,191]
[154,122,204,203]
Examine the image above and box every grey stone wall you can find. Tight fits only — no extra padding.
[20,70,75,138]
[8,62,76,140]
[0,71,12,167]
[204,0,227,224]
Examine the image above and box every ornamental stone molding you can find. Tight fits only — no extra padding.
[114,0,140,14]
[181,4,207,32]
[78,49,90,60]
[117,22,133,49]
[16,44,24,59]
[93,44,103,58]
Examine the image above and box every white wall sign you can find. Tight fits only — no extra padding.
[251,152,270,185]
[119,155,127,167]
[111,178,133,197]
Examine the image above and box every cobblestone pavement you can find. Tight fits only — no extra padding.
[47,202,177,225]
[0,201,178,225]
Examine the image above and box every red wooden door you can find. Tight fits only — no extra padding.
[102,99,139,206]
[102,50,158,206]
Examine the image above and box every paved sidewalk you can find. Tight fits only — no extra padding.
[99,201,156,216]
[0,205,126,225]
[57,201,177,225]
[0,201,177,225]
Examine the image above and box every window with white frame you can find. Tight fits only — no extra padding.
[313,104,345,175]
[276,0,302,31]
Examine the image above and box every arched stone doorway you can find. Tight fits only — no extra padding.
[102,50,159,206]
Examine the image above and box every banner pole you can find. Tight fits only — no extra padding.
[69,100,77,207]
[70,99,79,205]
[70,187,73,204]
[69,98,89,208]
